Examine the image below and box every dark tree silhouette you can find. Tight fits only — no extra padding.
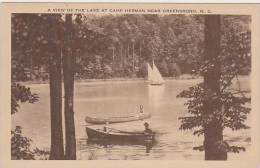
[177,15,251,160]
[203,15,226,160]
[63,14,76,160]
[48,15,64,160]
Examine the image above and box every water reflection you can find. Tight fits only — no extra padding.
[85,139,156,154]
[76,137,157,159]
[145,141,153,153]
[148,85,165,113]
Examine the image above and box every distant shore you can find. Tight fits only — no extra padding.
[17,74,203,85]
[16,74,250,86]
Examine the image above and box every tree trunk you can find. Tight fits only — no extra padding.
[139,41,142,68]
[204,15,227,160]
[132,41,135,72]
[127,42,130,59]
[63,14,76,160]
[120,44,123,68]
[30,55,33,80]
[112,46,115,70]
[49,45,64,160]
[124,46,127,68]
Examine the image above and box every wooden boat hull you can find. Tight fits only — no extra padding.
[150,82,164,85]
[86,127,155,144]
[85,113,151,124]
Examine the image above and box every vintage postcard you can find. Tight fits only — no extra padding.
[0,2,260,168]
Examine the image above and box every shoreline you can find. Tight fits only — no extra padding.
[15,74,202,85]
[14,75,249,86]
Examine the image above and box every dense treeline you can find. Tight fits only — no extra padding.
[12,14,250,82]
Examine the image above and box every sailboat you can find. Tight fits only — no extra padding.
[148,61,165,85]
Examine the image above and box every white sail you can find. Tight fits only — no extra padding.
[152,61,164,84]
[147,61,164,85]
[147,63,153,81]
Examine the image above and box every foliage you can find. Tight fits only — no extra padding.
[168,62,181,77]
[11,37,42,159]
[11,126,50,160]
[12,14,65,81]
[11,82,48,159]
[11,83,39,114]
[177,16,251,153]
[11,126,34,160]
[11,14,210,81]
[12,14,250,81]
[11,82,43,159]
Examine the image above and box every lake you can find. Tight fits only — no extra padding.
[11,77,251,160]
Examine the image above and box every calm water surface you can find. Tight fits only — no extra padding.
[12,78,251,160]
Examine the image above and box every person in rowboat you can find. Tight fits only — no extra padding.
[140,105,144,114]
[135,105,145,118]
[143,122,153,134]
[104,121,109,133]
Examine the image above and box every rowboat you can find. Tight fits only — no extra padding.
[85,113,151,124]
[86,127,155,144]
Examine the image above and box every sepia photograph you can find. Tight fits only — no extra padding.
[0,3,258,164]
[10,12,252,160]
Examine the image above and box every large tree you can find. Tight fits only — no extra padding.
[48,15,64,160]
[11,14,65,160]
[203,15,226,160]
[63,14,76,160]
[177,15,251,160]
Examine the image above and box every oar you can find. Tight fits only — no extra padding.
[107,127,143,134]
